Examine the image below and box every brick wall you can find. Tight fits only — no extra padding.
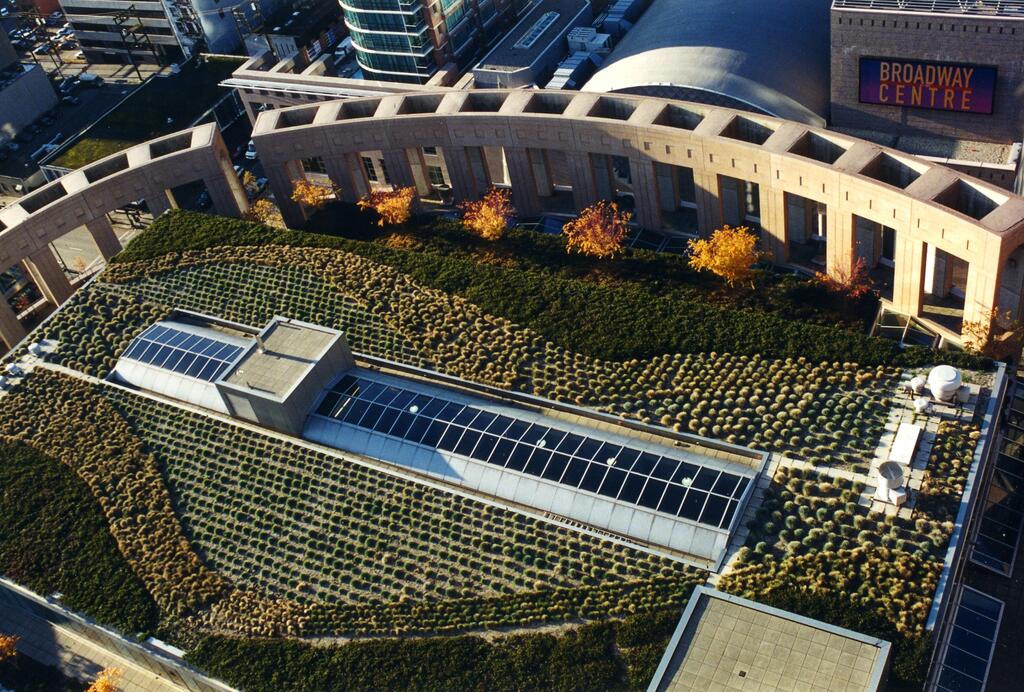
[831,9,1024,144]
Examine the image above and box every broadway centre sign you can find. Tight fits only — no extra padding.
[859,57,996,114]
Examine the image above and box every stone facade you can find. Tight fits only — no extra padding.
[0,123,248,349]
[251,89,1024,345]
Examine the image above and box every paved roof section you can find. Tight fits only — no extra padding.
[476,0,590,72]
[224,319,339,398]
[583,0,830,126]
[649,587,891,692]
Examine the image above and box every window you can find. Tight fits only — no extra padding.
[302,156,325,174]
[379,159,391,185]
[362,156,378,182]
[423,146,437,155]
[428,166,445,185]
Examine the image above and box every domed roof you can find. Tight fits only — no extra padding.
[583,0,831,126]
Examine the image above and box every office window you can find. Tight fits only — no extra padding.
[362,157,378,182]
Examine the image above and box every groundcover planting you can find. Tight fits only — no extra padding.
[0,210,995,689]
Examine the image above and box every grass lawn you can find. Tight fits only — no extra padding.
[51,56,243,170]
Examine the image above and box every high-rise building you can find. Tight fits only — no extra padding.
[59,0,288,64]
[342,0,518,83]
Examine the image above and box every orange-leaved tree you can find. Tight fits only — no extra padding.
[242,198,279,225]
[0,634,18,661]
[459,187,514,240]
[562,200,631,258]
[87,667,123,692]
[290,179,334,211]
[813,256,874,299]
[357,186,416,227]
[688,224,763,288]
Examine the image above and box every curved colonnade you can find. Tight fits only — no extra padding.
[0,90,1023,350]
[0,123,249,348]
[251,89,1024,345]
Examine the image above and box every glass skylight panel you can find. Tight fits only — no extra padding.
[122,324,244,382]
[972,397,1024,575]
[315,376,750,530]
[935,588,1003,692]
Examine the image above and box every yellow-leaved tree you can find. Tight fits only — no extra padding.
[87,667,123,692]
[688,225,763,287]
[562,200,631,258]
[0,634,18,661]
[242,198,280,226]
[459,187,514,240]
[357,186,416,227]
[290,179,334,211]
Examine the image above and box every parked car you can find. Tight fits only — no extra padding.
[32,44,50,55]
[60,40,77,50]
[60,94,80,106]
[244,140,258,160]
[76,72,102,86]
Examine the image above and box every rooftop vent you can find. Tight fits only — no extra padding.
[653,103,704,131]
[524,92,573,115]
[789,132,847,165]
[84,153,129,184]
[720,116,775,145]
[588,96,637,121]
[514,11,560,50]
[934,179,1003,220]
[460,92,508,112]
[860,152,923,189]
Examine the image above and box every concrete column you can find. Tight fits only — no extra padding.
[264,160,308,229]
[628,157,662,230]
[891,232,926,317]
[963,249,1003,336]
[85,215,122,261]
[655,164,676,213]
[826,209,855,279]
[466,147,491,192]
[925,246,953,298]
[0,296,27,350]
[205,163,249,219]
[482,146,508,186]
[324,155,360,203]
[349,153,371,198]
[693,170,721,236]
[759,186,787,263]
[443,146,481,204]
[529,149,552,197]
[504,147,542,217]
[144,185,175,217]
[381,148,417,190]
[406,148,433,197]
[23,247,72,306]
[566,150,598,212]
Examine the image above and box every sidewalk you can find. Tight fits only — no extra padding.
[0,607,185,692]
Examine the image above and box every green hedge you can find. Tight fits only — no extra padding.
[0,443,159,635]
[115,211,990,369]
[189,624,622,692]
[187,608,685,692]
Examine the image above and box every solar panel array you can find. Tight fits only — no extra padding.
[315,375,750,529]
[122,324,245,382]
[934,587,1003,692]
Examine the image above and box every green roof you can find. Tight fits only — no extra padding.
[49,56,243,170]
